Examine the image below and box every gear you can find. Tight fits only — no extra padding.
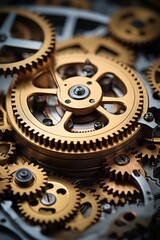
[0,8,55,76]
[0,166,10,195]
[65,189,101,231]
[57,36,135,66]
[109,7,160,45]
[17,176,80,224]
[100,178,140,197]
[147,59,160,98]
[0,142,16,166]
[135,140,160,161]
[7,162,48,197]
[105,150,145,181]
[0,103,12,135]
[6,53,148,174]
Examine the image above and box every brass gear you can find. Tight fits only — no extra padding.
[7,162,48,197]
[105,150,145,181]
[0,166,10,195]
[147,59,160,98]
[0,142,16,166]
[6,53,148,174]
[109,7,160,45]
[57,36,135,66]
[65,189,101,231]
[0,8,55,76]
[17,176,80,224]
[100,178,140,197]
[0,102,12,135]
[135,140,160,161]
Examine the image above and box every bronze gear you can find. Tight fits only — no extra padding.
[0,166,10,195]
[105,150,145,181]
[100,178,140,197]
[109,7,160,45]
[7,162,48,197]
[0,103,12,135]
[57,36,135,66]
[0,142,16,166]
[6,53,148,174]
[147,59,160,98]
[65,189,101,231]
[0,8,55,76]
[17,176,80,224]
[135,140,160,161]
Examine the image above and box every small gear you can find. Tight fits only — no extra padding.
[105,150,145,181]
[57,36,135,66]
[147,59,160,98]
[0,142,16,166]
[109,7,160,46]
[0,103,12,136]
[0,166,10,195]
[7,162,48,197]
[135,140,160,161]
[18,176,80,224]
[65,189,101,231]
[0,8,55,76]
[100,178,139,197]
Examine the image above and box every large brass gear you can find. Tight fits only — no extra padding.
[65,189,101,231]
[109,7,160,46]
[7,162,48,197]
[17,176,80,224]
[0,8,55,76]
[105,150,145,181]
[147,59,160,98]
[57,36,135,66]
[0,166,10,195]
[6,53,148,174]
[0,142,16,166]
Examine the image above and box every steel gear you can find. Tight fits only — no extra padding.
[17,176,80,224]
[0,166,10,195]
[105,150,145,181]
[6,53,148,174]
[0,142,16,166]
[109,7,160,45]
[0,8,55,76]
[7,162,48,197]
[135,140,160,161]
[65,189,101,231]
[57,36,135,66]
[100,178,140,197]
[147,59,160,98]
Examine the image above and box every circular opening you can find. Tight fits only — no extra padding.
[123,212,136,221]
[57,188,67,195]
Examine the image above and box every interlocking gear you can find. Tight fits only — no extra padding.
[147,59,160,98]
[6,53,148,174]
[109,7,160,45]
[0,8,55,76]
[7,162,48,197]
[57,36,135,66]
[17,176,80,224]
[65,189,101,231]
[0,166,10,195]
[105,150,145,181]
[135,140,160,161]
[0,102,12,136]
[0,142,16,166]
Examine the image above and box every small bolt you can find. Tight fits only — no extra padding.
[82,64,96,77]
[103,203,111,213]
[94,121,102,130]
[74,86,85,96]
[144,112,154,122]
[15,168,34,187]
[114,154,130,166]
[41,193,56,206]
[89,99,95,103]
[65,99,71,104]
[43,118,53,126]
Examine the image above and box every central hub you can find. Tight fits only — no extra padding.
[69,85,90,100]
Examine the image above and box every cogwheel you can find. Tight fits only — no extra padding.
[105,150,145,181]
[147,59,160,98]
[135,140,160,161]
[0,8,55,77]
[6,53,148,174]
[57,36,135,66]
[109,7,160,46]
[7,162,48,197]
[0,103,12,135]
[0,142,16,166]
[18,176,80,224]
[65,189,101,231]
[100,178,139,197]
[0,166,10,195]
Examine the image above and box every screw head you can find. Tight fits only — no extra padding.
[43,118,53,126]
[114,154,130,166]
[94,121,102,130]
[41,193,56,206]
[144,112,154,122]
[74,86,85,96]
[15,168,34,186]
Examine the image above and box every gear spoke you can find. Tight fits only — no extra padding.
[101,95,128,105]
[56,110,72,130]
[62,15,77,39]
[6,37,42,51]
[96,105,124,120]
[0,12,16,33]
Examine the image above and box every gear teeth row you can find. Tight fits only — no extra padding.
[147,59,160,98]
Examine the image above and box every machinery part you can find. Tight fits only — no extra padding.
[109,7,160,46]
[100,178,140,197]
[0,103,12,136]
[105,150,145,181]
[0,8,55,76]
[65,189,101,231]
[147,59,160,98]
[0,142,16,166]
[18,176,80,224]
[6,53,148,174]
[57,36,135,66]
[0,166,10,196]
[7,162,48,197]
